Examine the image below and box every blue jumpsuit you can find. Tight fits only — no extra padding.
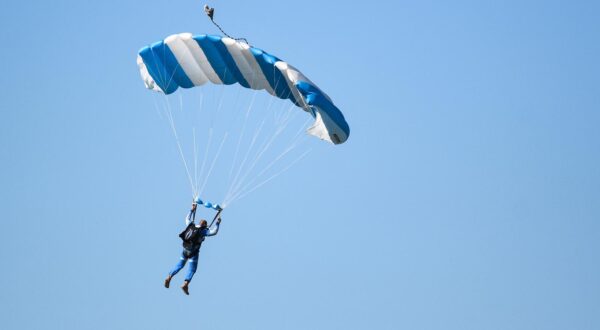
[168,209,220,282]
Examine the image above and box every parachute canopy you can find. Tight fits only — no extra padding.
[137,33,349,144]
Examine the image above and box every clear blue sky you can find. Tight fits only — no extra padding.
[1,1,599,329]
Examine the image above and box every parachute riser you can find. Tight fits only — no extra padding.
[208,209,223,228]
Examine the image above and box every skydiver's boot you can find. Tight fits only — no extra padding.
[164,275,172,288]
[181,280,190,295]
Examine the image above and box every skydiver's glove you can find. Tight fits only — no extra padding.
[217,217,222,225]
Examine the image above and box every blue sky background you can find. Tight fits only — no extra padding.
[1,1,600,329]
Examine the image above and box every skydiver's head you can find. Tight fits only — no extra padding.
[200,220,208,228]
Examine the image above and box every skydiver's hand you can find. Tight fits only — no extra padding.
[191,203,197,212]
[217,217,222,224]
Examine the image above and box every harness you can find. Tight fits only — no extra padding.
[179,206,223,258]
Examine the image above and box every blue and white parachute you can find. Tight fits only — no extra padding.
[137,33,349,144]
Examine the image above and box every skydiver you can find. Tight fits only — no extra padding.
[164,202,222,295]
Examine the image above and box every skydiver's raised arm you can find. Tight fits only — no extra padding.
[206,217,221,236]
[185,203,198,226]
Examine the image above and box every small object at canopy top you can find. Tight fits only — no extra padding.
[204,4,214,20]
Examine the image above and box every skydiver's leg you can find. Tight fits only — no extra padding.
[169,252,189,276]
[181,254,198,295]
[165,252,188,288]
[184,254,199,282]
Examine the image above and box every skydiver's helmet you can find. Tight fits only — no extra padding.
[199,219,208,228]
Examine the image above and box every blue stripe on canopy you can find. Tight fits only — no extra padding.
[161,42,194,89]
[139,43,172,93]
[249,49,294,103]
[140,41,194,94]
[248,48,275,91]
[139,41,194,93]
[194,35,238,85]
[207,37,250,88]
[296,81,350,136]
